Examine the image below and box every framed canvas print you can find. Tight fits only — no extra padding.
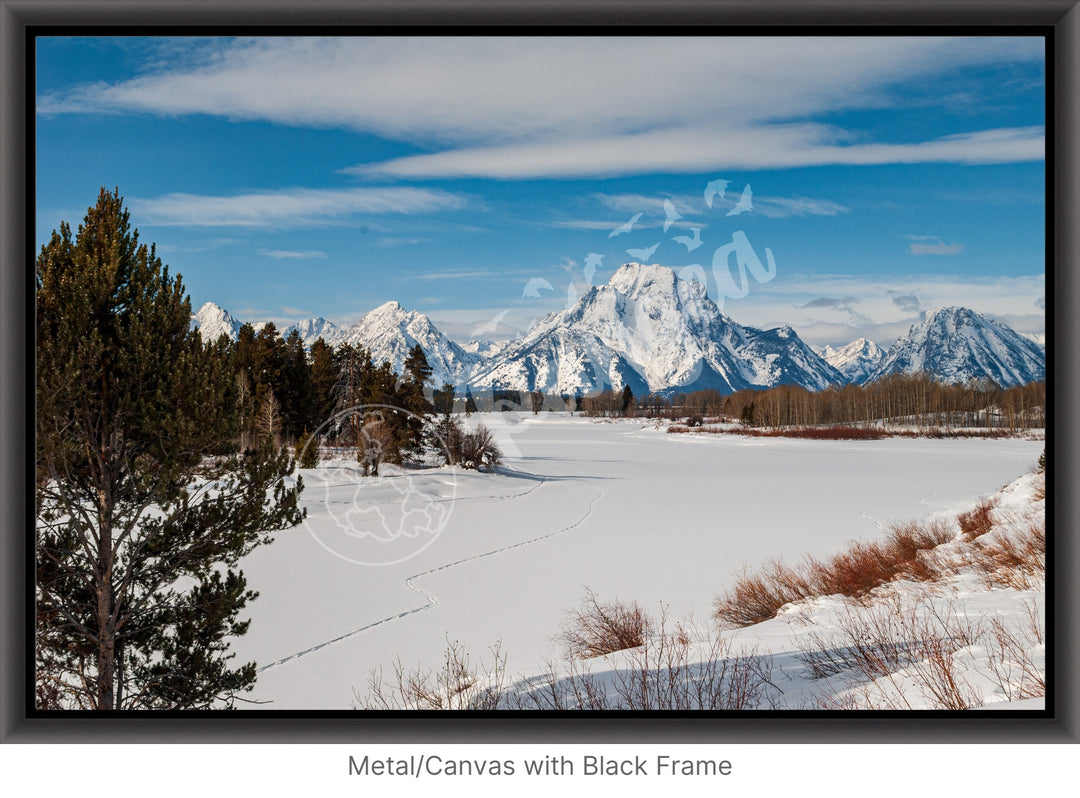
[3,0,1077,747]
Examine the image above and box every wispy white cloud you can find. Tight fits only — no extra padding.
[753,195,849,218]
[548,188,846,235]
[546,219,627,231]
[411,269,502,281]
[129,186,469,227]
[262,249,326,259]
[907,236,965,256]
[352,125,1044,179]
[41,36,1044,179]
[722,272,1043,347]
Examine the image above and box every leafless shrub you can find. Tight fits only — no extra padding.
[969,522,1045,590]
[957,497,998,540]
[984,600,1045,702]
[713,560,813,627]
[360,611,780,712]
[559,588,649,659]
[798,595,1011,710]
[716,513,973,628]
[358,414,395,476]
[605,614,779,711]
[1032,474,1045,501]
[524,613,779,711]
[457,424,502,471]
[357,639,510,710]
[664,425,1027,441]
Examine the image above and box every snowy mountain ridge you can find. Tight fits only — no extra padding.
[190,301,243,343]
[820,337,886,385]
[869,306,1045,387]
[287,317,347,349]
[341,301,482,389]
[191,271,1044,394]
[469,262,844,395]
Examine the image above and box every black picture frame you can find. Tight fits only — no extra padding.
[3,0,1076,743]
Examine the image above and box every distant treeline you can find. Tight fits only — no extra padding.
[215,325,1045,441]
[590,374,1046,432]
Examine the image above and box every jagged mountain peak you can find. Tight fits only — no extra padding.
[820,337,886,385]
[285,317,346,348]
[368,299,405,317]
[471,262,841,396]
[871,306,1044,387]
[190,301,242,342]
[609,261,709,304]
[343,302,479,388]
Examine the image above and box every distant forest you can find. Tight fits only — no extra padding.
[221,325,1045,447]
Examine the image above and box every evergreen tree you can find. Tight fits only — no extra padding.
[295,429,320,469]
[621,384,634,415]
[367,361,402,464]
[403,343,433,388]
[250,322,284,392]
[35,188,304,710]
[430,382,461,465]
[331,343,369,444]
[433,381,456,417]
[280,329,315,438]
[397,344,433,460]
[308,337,338,428]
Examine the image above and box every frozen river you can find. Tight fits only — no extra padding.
[233,413,1043,709]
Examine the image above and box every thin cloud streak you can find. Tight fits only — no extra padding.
[909,240,965,255]
[352,125,1044,179]
[41,37,1044,179]
[129,186,469,227]
[262,249,326,259]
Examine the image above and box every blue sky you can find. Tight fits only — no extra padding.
[35,35,1046,347]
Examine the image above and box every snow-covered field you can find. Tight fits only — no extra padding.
[233,413,1043,709]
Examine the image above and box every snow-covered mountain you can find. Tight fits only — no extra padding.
[820,338,886,385]
[469,262,844,396]
[342,301,481,388]
[189,290,1044,396]
[283,317,346,348]
[461,338,508,359]
[190,301,242,343]
[870,306,1045,387]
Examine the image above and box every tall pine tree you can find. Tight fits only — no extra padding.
[35,188,304,710]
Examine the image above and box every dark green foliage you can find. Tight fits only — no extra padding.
[404,343,433,387]
[331,343,370,444]
[493,389,521,411]
[433,381,456,417]
[740,402,756,427]
[280,329,316,437]
[295,429,320,469]
[394,344,433,459]
[308,337,338,426]
[620,384,634,415]
[35,188,304,710]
